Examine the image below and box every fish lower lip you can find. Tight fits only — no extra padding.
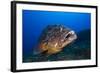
[68,38,73,41]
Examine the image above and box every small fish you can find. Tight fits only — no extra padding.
[35,25,77,55]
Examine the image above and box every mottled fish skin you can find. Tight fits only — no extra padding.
[38,25,77,55]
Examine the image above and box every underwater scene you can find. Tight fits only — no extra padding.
[22,10,91,63]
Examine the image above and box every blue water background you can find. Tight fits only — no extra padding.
[22,10,91,57]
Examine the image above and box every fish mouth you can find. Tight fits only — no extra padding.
[64,30,77,41]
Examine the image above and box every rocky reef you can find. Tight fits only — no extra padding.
[23,29,90,63]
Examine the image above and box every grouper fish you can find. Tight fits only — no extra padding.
[35,25,77,55]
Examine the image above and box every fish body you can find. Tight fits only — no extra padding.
[37,25,77,55]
